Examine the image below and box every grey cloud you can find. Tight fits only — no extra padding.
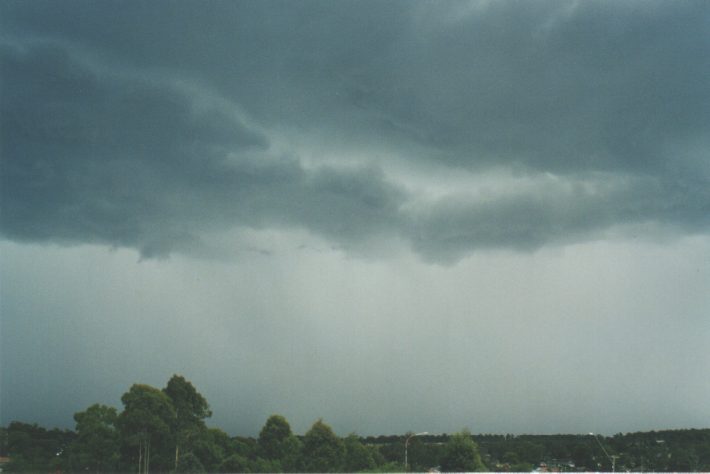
[1,1,709,262]
[0,42,407,257]
[336,1,710,175]
[408,174,710,263]
[3,1,708,176]
[4,0,708,164]
[0,42,267,257]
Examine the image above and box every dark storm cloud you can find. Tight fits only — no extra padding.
[409,175,710,262]
[7,0,707,172]
[0,42,404,257]
[1,42,267,257]
[1,0,709,261]
[347,1,710,175]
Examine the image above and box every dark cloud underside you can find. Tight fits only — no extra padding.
[1,0,709,261]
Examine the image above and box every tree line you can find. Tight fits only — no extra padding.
[0,375,484,472]
[1,375,709,472]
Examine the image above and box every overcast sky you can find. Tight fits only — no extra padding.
[1,0,709,437]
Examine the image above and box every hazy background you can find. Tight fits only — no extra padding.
[1,0,709,437]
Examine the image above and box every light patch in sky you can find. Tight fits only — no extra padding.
[2,236,709,435]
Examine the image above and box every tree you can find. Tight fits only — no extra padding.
[118,383,176,473]
[163,374,212,469]
[343,434,376,472]
[258,414,292,460]
[669,447,699,472]
[501,451,519,465]
[301,419,345,472]
[233,435,259,459]
[571,443,594,470]
[257,414,301,470]
[71,404,120,471]
[176,452,206,473]
[219,453,252,473]
[280,434,304,471]
[250,457,284,473]
[517,440,543,465]
[440,430,485,472]
[190,428,233,471]
[0,427,7,456]
[3,422,75,472]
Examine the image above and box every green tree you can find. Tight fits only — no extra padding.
[669,447,699,472]
[510,462,533,472]
[3,422,74,472]
[440,430,485,472]
[301,419,345,472]
[176,452,206,473]
[70,404,120,471]
[190,427,234,471]
[233,435,259,459]
[163,374,212,469]
[257,414,301,471]
[516,440,543,465]
[219,453,252,473]
[0,427,7,456]
[343,434,376,472]
[501,451,519,465]
[258,414,292,460]
[118,383,176,473]
[363,461,405,472]
[251,457,283,473]
[571,443,593,470]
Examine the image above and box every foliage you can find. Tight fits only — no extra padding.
[250,457,283,473]
[118,383,176,471]
[440,430,486,472]
[69,403,120,471]
[571,442,593,469]
[233,435,259,458]
[362,460,405,472]
[219,453,252,472]
[4,376,710,473]
[176,451,206,473]
[0,427,8,455]
[343,433,377,472]
[2,422,74,472]
[300,419,345,472]
[164,375,212,425]
[163,374,212,470]
[258,414,301,470]
[510,461,533,471]
[258,415,291,457]
[189,428,232,471]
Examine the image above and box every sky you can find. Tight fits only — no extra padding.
[1,0,709,437]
